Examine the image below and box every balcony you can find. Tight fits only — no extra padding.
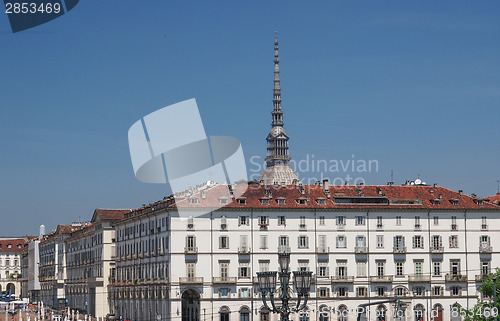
[430,246,444,253]
[278,246,291,254]
[475,274,488,282]
[331,276,354,283]
[370,276,394,283]
[316,246,329,254]
[212,277,237,284]
[238,247,251,254]
[355,246,367,254]
[184,247,198,254]
[445,274,467,282]
[408,275,431,283]
[179,277,204,284]
[479,245,492,253]
[393,246,407,254]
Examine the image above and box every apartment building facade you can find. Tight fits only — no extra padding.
[64,209,128,318]
[0,238,28,298]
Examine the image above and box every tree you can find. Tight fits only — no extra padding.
[458,269,500,321]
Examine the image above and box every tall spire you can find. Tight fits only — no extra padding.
[259,32,299,186]
[272,31,283,127]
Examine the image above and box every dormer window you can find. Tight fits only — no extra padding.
[430,199,441,205]
[189,197,199,204]
[277,198,286,205]
[7,244,12,248]
[218,198,228,205]
[296,198,307,205]
[474,199,484,206]
[17,244,21,248]
[260,198,269,205]
[450,199,460,206]
[317,198,326,205]
[237,198,247,205]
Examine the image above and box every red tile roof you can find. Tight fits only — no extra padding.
[123,184,500,220]
[93,209,132,221]
[486,193,500,206]
[0,238,28,253]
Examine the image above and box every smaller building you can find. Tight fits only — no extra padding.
[0,237,29,299]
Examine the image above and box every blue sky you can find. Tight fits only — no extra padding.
[0,1,499,236]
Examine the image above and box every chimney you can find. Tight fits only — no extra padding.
[458,190,463,196]
[387,182,394,186]
[40,225,45,236]
[323,179,329,191]
[433,183,438,188]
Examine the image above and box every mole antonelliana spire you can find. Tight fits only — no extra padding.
[259,32,299,185]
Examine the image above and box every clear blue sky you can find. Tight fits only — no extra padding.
[1,1,499,236]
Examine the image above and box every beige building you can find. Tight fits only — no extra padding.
[65,209,129,317]
[0,238,28,299]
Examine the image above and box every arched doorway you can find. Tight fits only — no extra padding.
[182,289,200,321]
[414,304,425,321]
[319,305,329,321]
[220,306,230,321]
[6,283,15,295]
[451,304,461,321]
[299,306,309,321]
[432,304,443,321]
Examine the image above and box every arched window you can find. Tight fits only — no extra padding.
[299,307,310,321]
[338,305,348,321]
[414,304,425,321]
[220,306,230,321]
[319,305,329,321]
[451,304,461,321]
[377,305,387,321]
[260,307,270,321]
[240,306,250,321]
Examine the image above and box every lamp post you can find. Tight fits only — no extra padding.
[256,252,313,321]
[493,276,498,321]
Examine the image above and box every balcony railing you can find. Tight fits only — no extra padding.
[430,246,444,253]
[393,246,407,254]
[445,274,468,282]
[331,276,354,283]
[316,246,329,254]
[355,246,367,254]
[408,275,431,283]
[184,247,198,254]
[475,274,488,282]
[370,276,394,283]
[479,245,492,253]
[212,277,237,284]
[278,246,291,254]
[238,247,251,254]
[179,277,204,284]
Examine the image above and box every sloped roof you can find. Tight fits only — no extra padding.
[486,193,500,206]
[0,238,28,253]
[92,209,132,222]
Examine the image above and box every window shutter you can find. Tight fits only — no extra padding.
[412,236,415,248]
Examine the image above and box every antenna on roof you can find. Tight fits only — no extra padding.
[497,179,499,194]
[391,170,394,182]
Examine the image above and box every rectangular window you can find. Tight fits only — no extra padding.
[279,236,289,247]
[396,262,404,276]
[433,216,439,225]
[259,260,269,272]
[337,287,347,297]
[219,236,229,249]
[239,288,249,298]
[260,235,268,249]
[259,216,269,227]
[451,286,460,296]
[377,286,385,297]
[357,287,367,297]
[376,261,385,277]
[376,235,384,248]
[298,236,308,249]
[318,287,329,298]
[432,235,442,250]
[377,216,383,228]
[219,261,229,278]
[319,216,325,226]
[240,235,248,250]
[220,288,229,297]
[336,260,347,277]
[318,263,329,277]
[415,261,423,277]
[482,217,488,230]
[299,216,306,228]
[278,216,286,226]
[413,235,423,249]
[433,286,441,296]
[298,260,309,272]
[451,216,457,230]
[415,216,421,229]
[186,263,196,278]
[433,261,441,276]
[337,216,345,226]
[481,260,490,275]
[451,260,460,276]
[449,235,458,248]
[355,216,365,226]
[238,216,248,226]
[186,236,196,250]
[393,235,405,251]
[336,236,346,248]
[357,261,366,277]
[239,263,250,278]
[414,286,424,296]
[396,216,401,226]
[318,235,327,250]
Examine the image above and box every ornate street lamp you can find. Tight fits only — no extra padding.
[257,252,313,321]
